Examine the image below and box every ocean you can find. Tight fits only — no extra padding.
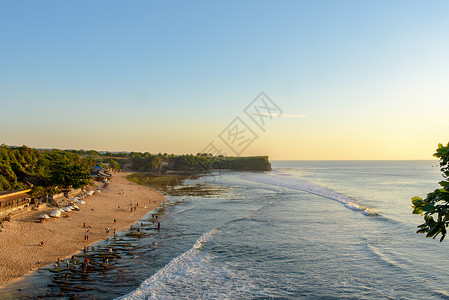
[3,160,449,299]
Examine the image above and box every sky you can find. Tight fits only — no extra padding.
[1,1,448,160]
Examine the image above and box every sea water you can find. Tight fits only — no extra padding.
[3,161,449,299]
[119,160,449,299]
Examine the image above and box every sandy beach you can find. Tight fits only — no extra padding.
[0,172,164,286]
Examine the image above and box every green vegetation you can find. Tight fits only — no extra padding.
[127,172,230,197]
[412,142,449,241]
[0,145,93,198]
[126,173,192,190]
[0,144,271,200]
[215,156,271,171]
[123,152,271,172]
[49,160,91,192]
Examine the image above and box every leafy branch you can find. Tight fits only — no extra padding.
[412,143,449,242]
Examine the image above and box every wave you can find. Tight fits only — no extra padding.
[240,172,379,216]
[363,242,406,270]
[117,228,218,300]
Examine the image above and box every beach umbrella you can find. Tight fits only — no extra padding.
[76,199,86,205]
[70,204,80,211]
[95,189,101,193]
[38,214,50,219]
[50,210,62,218]
[71,197,79,201]
[62,206,72,212]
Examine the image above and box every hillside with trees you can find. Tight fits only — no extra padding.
[120,153,271,172]
[0,145,94,195]
[0,145,271,196]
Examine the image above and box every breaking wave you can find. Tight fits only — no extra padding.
[240,172,379,216]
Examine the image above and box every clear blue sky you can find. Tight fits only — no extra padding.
[1,1,448,159]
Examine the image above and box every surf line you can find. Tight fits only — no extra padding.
[240,173,379,216]
[117,228,219,300]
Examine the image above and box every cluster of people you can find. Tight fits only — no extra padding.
[129,201,139,212]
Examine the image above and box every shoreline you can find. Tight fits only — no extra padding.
[0,172,165,288]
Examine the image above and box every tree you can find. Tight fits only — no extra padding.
[412,142,449,241]
[49,159,91,193]
[101,158,120,171]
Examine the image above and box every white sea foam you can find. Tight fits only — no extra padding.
[240,172,379,216]
[117,228,218,300]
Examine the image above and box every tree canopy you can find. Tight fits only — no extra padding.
[412,142,449,242]
[0,145,92,196]
[49,159,91,191]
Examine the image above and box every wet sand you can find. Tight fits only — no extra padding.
[0,172,164,285]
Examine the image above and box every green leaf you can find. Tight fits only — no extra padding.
[417,228,428,234]
[412,207,423,215]
[422,203,435,212]
[412,196,425,206]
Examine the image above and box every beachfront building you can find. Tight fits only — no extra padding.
[0,189,31,220]
[90,166,113,182]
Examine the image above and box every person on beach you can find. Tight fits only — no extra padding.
[157,222,160,230]
[39,241,44,246]
[106,227,109,233]
[57,257,60,267]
